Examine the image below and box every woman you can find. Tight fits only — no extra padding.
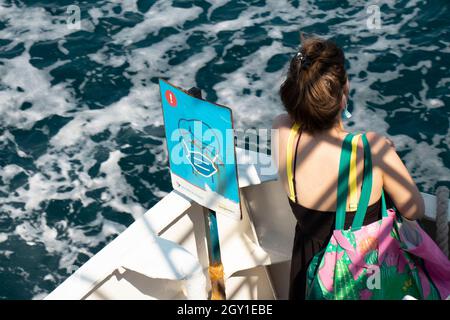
[272,36,425,300]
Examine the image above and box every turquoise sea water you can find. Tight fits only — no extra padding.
[0,0,449,299]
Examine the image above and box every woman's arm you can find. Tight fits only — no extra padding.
[368,132,425,220]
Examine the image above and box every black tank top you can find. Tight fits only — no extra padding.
[288,129,382,300]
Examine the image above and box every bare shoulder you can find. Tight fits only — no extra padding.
[366,131,395,145]
[363,131,396,160]
[365,131,387,143]
[272,113,293,130]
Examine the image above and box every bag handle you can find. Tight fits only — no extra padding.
[350,134,374,230]
[352,135,391,229]
[348,134,362,211]
[337,133,389,231]
[336,133,355,230]
[381,189,388,218]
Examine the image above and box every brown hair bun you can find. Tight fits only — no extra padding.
[279,36,348,133]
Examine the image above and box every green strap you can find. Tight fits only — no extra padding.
[351,134,373,230]
[381,190,388,218]
[336,133,355,230]
[336,133,389,231]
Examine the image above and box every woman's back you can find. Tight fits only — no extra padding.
[273,113,383,212]
[273,113,424,220]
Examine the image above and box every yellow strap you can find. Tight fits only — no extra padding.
[348,134,362,211]
[287,122,301,202]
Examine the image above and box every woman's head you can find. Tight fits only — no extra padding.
[279,36,348,133]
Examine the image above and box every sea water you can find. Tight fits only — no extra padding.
[0,0,449,299]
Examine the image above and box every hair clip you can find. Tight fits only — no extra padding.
[296,50,310,70]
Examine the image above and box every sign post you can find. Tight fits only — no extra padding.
[159,79,242,299]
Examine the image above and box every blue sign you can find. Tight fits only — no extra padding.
[159,79,241,219]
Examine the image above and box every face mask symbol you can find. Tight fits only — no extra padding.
[182,140,218,178]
